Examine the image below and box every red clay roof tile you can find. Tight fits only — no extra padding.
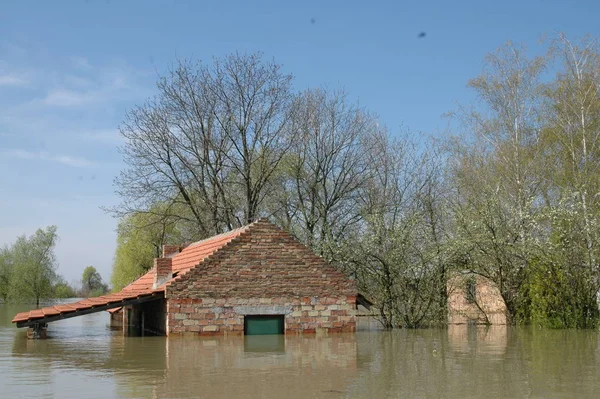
[12,222,254,326]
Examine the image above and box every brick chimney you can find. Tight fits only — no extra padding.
[162,245,181,258]
[153,257,173,289]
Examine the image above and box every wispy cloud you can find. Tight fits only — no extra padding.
[79,128,123,144]
[42,88,90,106]
[40,67,139,108]
[2,149,95,168]
[0,74,28,87]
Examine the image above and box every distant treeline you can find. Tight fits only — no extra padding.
[108,34,600,329]
[0,226,108,305]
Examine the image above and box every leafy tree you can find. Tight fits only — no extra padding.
[111,210,183,291]
[448,35,600,327]
[449,41,545,323]
[9,226,59,306]
[0,246,12,302]
[81,266,107,297]
[53,279,76,299]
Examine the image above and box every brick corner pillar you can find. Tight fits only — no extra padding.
[153,257,173,289]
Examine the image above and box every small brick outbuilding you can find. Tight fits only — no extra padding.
[12,219,366,337]
[113,219,359,336]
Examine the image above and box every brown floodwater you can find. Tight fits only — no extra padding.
[2,302,600,398]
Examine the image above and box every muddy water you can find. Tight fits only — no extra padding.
[2,303,600,398]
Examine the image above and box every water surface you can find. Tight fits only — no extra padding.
[2,303,600,398]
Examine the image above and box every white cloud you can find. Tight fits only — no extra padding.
[2,149,95,168]
[0,74,28,87]
[42,88,90,106]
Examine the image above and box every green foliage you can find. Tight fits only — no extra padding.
[0,246,12,302]
[343,215,448,329]
[81,265,107,296]
[53,281,76,298]
[111,210,183,291]
[522,261,599,329]
[106,35,600,330]
[8,226,60,306]
[519,204,600,328]
[450,35,600,328]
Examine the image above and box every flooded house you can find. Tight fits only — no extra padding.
[447,272,508,325]
[13,219,365,338]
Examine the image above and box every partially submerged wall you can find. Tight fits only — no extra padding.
[119,299,167,336]
[447,274,507,325]
[165,220,357,335]
[166,296,356,336]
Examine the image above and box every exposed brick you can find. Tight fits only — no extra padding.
[163,219,357,335]
[162,245,182,258]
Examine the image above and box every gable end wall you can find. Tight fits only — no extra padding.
[165,220,356,335]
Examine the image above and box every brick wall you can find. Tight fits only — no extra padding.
[165,219,357,335]
[153,257,172,288]
[162,245,181,258]
[166,296,356,335]
[447,274,507,325]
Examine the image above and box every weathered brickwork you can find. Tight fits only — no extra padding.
[153,257,172,288]
[166,296,356,335]
[447,274,507,325]
[162,244,182,258]
[164,219,357,335]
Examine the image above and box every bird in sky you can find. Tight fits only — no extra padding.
[418,32,426,38]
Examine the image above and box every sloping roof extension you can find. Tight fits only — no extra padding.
[12,223,252,327]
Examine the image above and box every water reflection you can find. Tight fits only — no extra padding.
[2,303,600,398]
[244,334,286,353]
[447,324,508,355]
[157,334,358,398]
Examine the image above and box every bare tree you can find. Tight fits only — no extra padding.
[271,88,375,256]
[114,53,294,236]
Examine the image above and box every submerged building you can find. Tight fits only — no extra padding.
[447,272,508,325]
[13,219,365,337]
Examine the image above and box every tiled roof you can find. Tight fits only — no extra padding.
[11,289,162,325]
[170,225,250,275]
[12,222,253,326]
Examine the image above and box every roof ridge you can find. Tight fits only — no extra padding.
[183,220,258,249]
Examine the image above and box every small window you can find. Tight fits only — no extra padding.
[465,277,477,303]
[244,315,284,335]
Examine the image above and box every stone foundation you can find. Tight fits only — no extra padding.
[167,296,356,336]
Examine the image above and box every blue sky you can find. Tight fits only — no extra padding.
[0,0,598,285]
